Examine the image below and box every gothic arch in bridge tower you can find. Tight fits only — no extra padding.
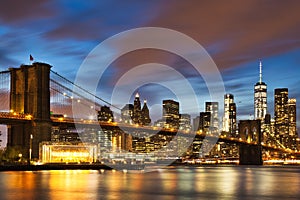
[238,120,263,165]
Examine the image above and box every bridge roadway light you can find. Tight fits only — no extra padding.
[112,122,117,125]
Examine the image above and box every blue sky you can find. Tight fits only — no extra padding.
[0,0,300,146]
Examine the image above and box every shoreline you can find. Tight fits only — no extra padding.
[0,162,299,172]
[0,163,113,171]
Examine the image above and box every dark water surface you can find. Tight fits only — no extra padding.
[0,166,299,200]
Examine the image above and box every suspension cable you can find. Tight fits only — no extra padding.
[50,70,121,110]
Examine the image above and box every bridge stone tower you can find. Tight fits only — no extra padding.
[238,120,263,165]
[8,62,52,159]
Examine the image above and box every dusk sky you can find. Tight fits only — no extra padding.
[1,0,300,140]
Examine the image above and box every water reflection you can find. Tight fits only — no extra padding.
[0,166,299,200]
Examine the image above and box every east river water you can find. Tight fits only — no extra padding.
[0,166,299,200]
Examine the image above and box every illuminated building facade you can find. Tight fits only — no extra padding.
[274,88,289,136]
[153,119,165,127]
[133,93,141,124]
[51,127,80,142]
[162,99,180,129]
[262,113,272,144]
[98,130,112,153]
[131,93,151,125]
[199,112,211,132]
[205,102,219,131]
[121,104,134,124]
[288,98,297,136]
[254,61,267,120]
[98,105,114,122]
[179,114,191,131]
[40,142,97,163]
[222,94,236,135]
[141,100,151,125]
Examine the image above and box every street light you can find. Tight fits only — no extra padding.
[29,134,33,162]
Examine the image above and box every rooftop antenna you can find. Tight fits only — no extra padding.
[259,60,262,83]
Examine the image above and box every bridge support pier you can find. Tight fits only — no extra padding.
[239,144,263,165]
[8,63,52,160]
[238,120,263,165]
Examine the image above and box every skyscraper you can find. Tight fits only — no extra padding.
[162,99,180,129]
[205,102,219,131]
[288,98,297,136]
[121,104,134,124]
[274,88,289,136]
[229,103,237,135]
[133,93,141,124]
[199,112,211,132]
[222,94,236,135]
[179,114,191,131]
[141,100,151,125]
[193,116,200,131]
[254,61,267,120]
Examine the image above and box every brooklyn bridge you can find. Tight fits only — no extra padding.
[0,62,299,165]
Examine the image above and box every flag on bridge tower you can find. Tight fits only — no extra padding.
[30,54,34,61]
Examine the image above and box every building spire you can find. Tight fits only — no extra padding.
[135,92,140,98]
[259,60,262,83]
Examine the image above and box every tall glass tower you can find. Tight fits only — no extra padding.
[254,61,267,120]
[274,88,289,136]
[288,98,297,136]
[222,94,236,135]
[162,99,180,129]
[205,102,219,132]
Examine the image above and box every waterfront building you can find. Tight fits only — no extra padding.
[40,142,97,163]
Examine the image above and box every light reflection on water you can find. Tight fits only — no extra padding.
[0,166,299,200]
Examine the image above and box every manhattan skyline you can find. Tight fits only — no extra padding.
[0,1,300,133]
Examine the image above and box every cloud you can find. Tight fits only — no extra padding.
[0,0,55,24]
[146,0,300,70]
[44,1,164,41]
[0,0,300,128]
